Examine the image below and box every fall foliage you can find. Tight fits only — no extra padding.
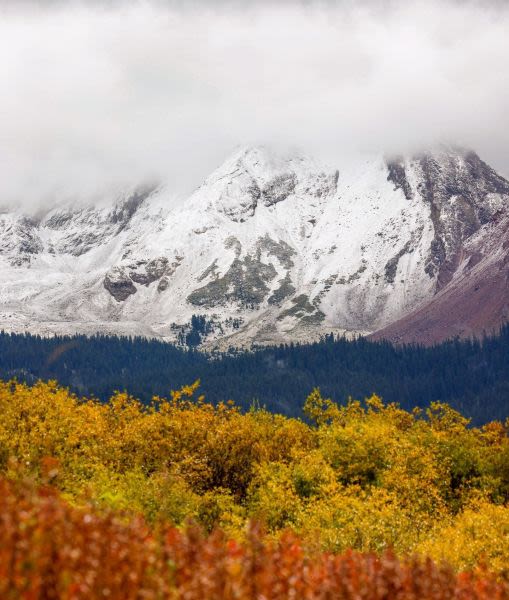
[1,378,509,588]
[1,477,509,600]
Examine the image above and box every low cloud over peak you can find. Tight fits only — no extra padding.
[1,0,508,209]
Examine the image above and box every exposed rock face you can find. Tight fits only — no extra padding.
[213,147,338,224]
[103,267,137,302]
[43,186,155,256]
[129,257,169,286]
[415,148,509,289]
[103,256,182,300]
[261,173,297,206]
[0,215,43,266]
[218,174,261,223]
[384,241,413,284]
[0,145,508,346]
[109,187,153,229]
[386,156,413,201]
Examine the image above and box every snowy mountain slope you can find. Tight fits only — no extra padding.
[370,211,509,345]
[0,145,508,346]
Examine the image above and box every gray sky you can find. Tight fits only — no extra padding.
[1,0,508,209]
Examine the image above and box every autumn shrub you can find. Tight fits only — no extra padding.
[417,501,509,573]
[1,476,509,600]
[1,379,509,572]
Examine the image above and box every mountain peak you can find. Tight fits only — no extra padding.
[0,145,508,347]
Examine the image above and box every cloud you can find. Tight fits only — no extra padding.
[0,0,508,209]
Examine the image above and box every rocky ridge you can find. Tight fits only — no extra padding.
[0,145,507,346]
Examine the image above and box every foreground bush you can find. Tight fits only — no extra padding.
[1,477,508,600]
[1,380,509,571]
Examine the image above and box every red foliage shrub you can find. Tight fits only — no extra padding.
[0,477,507,599]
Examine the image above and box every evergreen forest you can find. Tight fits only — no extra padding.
[1,323,508,424]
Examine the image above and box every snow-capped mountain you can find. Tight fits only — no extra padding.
[1,145,508,346]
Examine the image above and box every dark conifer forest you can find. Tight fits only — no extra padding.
[1,325,508,424]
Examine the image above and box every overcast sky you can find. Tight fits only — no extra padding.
[1,0,508,209]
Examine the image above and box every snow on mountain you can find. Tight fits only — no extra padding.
[370,209,509,345]
[1,145,508,347]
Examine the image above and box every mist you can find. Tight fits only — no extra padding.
[1,0,508,210]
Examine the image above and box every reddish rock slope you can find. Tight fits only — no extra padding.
[370,212,509,345]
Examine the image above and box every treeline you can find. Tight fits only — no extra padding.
[1,324,509,423]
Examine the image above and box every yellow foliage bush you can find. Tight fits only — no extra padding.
[418,502,509,573]
[1,380,509,572]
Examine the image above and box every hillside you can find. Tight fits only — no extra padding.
[1,146,508,346]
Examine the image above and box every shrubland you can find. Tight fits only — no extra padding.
[2,477,508,599]
[1,379,509,576]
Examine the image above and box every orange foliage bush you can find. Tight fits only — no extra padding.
[1,477,508,600]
